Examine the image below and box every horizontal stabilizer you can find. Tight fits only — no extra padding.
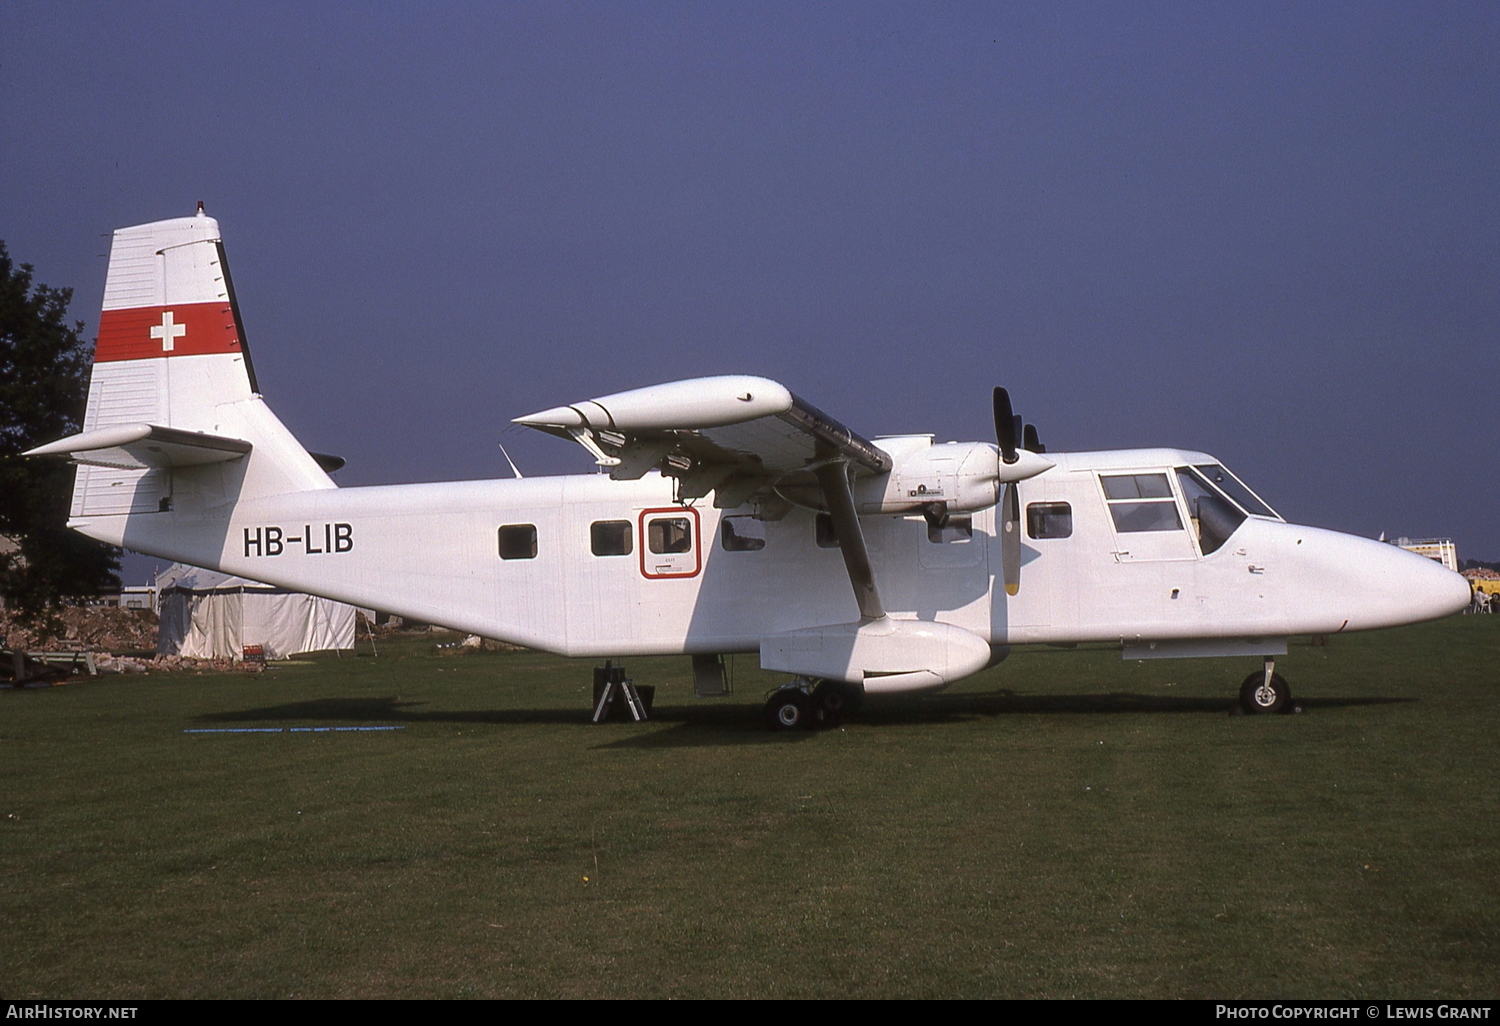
[26,423,252,470]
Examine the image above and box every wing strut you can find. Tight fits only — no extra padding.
[812,459,885,621]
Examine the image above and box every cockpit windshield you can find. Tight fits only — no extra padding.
[1193,464,1279,519]
[1176,467,1245,554]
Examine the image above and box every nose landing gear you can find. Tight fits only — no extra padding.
[1237,656,1294,714]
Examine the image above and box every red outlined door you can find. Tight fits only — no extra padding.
[639,507,702,579]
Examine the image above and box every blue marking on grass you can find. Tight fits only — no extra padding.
[184,726,406,734]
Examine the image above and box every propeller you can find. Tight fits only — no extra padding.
[992,386,1044,596]
[993,387,1018,464]
[1001,478,1021,596]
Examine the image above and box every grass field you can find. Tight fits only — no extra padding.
[3,616,1498,999]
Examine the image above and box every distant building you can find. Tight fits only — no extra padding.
[94,586,159,613]
[1393,537,1459,572]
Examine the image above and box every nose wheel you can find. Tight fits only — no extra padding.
[1238,658,1292,714]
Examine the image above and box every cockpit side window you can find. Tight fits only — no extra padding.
[1176,467,1246,554]
[1100,473,1183,533]
[1101,474,1174,500]
[1193,464,1278,519]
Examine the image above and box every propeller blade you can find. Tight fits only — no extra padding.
[1023,422,1043,454]
[993,387,1018,464]
[1002,482,1021,596]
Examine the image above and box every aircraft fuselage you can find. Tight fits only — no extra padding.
[78,445,1466,662]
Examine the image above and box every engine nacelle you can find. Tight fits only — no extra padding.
[859,439,997,514]
[775,435,1053,515]
[850,436,1052,516]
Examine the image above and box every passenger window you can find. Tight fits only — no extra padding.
[721,516,766,552]
[815,513,839,549]
[590,520,632,556]
[1027,502,1073,539]
[1100,474,1183,533]
[498,524,538,560]
[926,517,973,543]
[648,517,692,554]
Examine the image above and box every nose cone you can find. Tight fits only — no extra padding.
[1347,538,1473,629]
[1430,562,1478,619]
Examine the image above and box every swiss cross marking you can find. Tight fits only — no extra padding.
[150,310,186,352]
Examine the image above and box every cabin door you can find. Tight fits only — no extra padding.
[639,507,702,579]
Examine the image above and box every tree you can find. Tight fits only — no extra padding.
[0,240,120,622]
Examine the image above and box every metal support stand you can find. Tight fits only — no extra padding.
[592,661,649,723]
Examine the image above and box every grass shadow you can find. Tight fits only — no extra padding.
[894,689,1418,719]
[191,691,1419,747]
[192,695,789,742]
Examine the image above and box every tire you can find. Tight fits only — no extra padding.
[812,680,863,724]
[1239,671,1291,715]
[765,689,813,731]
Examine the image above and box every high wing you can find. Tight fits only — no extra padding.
[517,375,1056,628]
[514,375,893,515]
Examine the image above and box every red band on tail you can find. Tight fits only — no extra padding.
[96,303,242,363]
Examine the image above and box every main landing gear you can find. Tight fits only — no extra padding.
[764,678,865,731]
[1237,656,1296,715]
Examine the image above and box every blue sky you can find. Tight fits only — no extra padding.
[3,2,1496,581]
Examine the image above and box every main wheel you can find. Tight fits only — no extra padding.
[765,689,814,731]
[812,680,863,724]
[1239,671,1291,715]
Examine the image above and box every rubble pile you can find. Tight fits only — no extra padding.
[364,614,524,652]
[450,634,525,653]
[0,605,158,654]
[146,654,265,674]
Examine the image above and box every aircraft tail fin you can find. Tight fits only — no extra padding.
[55,206,334,517]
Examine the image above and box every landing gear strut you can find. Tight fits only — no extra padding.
[764,678,864,730]
[1238,656,1292,715]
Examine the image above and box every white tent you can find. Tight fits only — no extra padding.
[156,564,356,660]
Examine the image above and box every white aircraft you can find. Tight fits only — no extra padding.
[28,210,1472,727]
